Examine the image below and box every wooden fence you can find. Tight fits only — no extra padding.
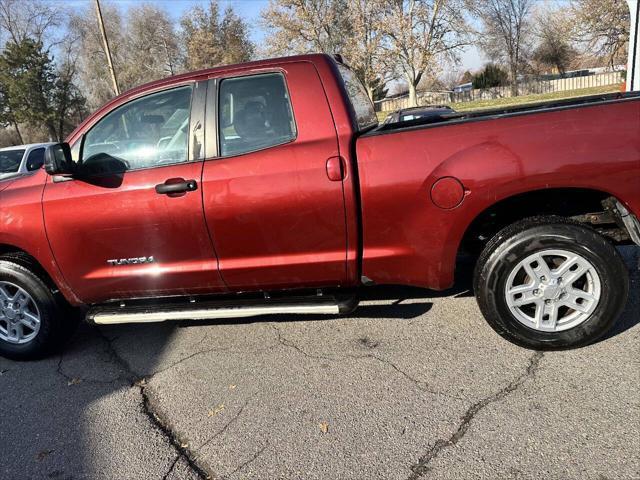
[374,71,625,112]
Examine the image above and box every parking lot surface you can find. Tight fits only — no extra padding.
[1,247,638,480]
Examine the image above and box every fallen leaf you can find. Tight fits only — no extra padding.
[67,378,82,386]
[229,384,236,390]
[319,422,329,434]
[134,378,147,387]
[208,404,225,417]
[36,449,54,461]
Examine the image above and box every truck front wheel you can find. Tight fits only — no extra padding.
[474,217,629,349]
[0,259,72,360]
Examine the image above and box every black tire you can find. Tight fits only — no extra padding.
[474,216,629,350]
[0,258,74,360]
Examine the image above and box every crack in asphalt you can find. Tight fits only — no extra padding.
[270,323,464,401]
[142,385,212,480]
[224,442,269,479]
[407,351,544,479]
[94,329,213,480]
[71,319,543,480]
[162,453,181,480]
[197,397,252,451]
[350,353,466,401]
[270,323,336,360]
[55,344,132,386]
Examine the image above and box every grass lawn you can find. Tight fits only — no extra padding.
[376,84,624,122]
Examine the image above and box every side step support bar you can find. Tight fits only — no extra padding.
[88,295,359,325]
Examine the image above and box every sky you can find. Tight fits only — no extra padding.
[61,0,487,72]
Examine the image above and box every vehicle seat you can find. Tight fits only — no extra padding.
[234,101,270,145]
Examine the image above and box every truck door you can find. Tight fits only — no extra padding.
[43,83,226,304]
[201,63,348,289]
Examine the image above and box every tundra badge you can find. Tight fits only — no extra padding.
[107,256,155,266]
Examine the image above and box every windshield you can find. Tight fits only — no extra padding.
[0,150,25,173]
[336,63,378,131]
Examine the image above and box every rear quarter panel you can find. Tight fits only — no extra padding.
[356,99,640,290]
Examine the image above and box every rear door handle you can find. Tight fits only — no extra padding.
[155,178,198,195]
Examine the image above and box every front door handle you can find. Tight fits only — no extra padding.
[155,178,198,195]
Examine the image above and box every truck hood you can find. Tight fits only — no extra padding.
[0,175,18,192]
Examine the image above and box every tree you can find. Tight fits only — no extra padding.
[262,0,388,99]
[181,0,254,71]
[69,2,184,110]
[69,2,129,108]
[377,0,469,106]
[0,0,62,46]
[0,0,86,144]
[472,63,509,88]
[52,40,88,141]
[369,76,388,101]
[468,0,534,96]
[344,0,387,99]
[128,4,181,78]
[571,0,630,68]
[532,5,576,74]
[0,76,22,143]
[0,39,83,142]
[460,70,474,84]
[0,39,56,140]
[262,0,351,56]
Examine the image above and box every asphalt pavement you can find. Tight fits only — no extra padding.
[1,247,638,480]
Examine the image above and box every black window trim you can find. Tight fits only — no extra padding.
[204,70,299,160]
[76,82,199,175]
[332,61,378,133]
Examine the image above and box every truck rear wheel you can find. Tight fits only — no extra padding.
[474,217,629,349]
[0,259,72,360]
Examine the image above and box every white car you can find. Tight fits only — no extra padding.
[0,143,55,181]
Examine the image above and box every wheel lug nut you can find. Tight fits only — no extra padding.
[533,289,540,296]
[545,299,551,304]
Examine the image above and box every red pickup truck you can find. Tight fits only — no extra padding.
[1,54,639,359]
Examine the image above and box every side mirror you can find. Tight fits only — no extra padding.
[44,143,74,176]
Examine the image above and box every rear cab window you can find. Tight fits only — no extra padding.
[218,73,297,157]
[336,64,378,131]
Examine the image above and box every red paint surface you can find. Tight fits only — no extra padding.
[200,62,349,290]
[42,162,225,303]
[326,157,345,181]
[0,54,638,306]
[430,177,465,209]
[356,99,640,289]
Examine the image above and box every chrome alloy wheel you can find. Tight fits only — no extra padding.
[0,281,41,344]
[505,249,601,332]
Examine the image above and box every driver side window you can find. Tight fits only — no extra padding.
[82,86,193,172]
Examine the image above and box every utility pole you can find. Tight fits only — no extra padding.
[627,0,639,91]
[94,0,120,96]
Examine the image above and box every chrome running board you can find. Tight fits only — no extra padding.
[87,295,358,325]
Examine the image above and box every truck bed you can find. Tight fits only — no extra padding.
[371,91,640,135]
[355,92,640,290]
